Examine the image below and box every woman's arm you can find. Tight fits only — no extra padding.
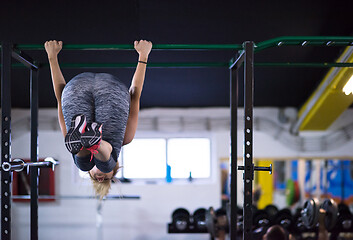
[44,40,67,136]
[123,40,152,145]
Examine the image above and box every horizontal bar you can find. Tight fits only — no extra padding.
[226,62,353,68]
[1,158,59,172]
[56,62,230,68]
[255,36,353,52]
[1,37,352,53]
[9,195,140,200]
[11,51,39,70]
[254,62,353,68]
[14,44,242,51]
[4,62,353,69]
[1,62,229,68]
[238,165,272,174]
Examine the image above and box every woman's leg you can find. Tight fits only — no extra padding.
[93,73,130,160]
[62,74,95,128]
[62,73,95,157]
[94,140,112,161]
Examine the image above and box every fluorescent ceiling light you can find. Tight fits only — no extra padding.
[343,75,353,95]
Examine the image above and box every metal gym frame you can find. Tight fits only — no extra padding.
[2,36,353,240]
[1,43,61,240]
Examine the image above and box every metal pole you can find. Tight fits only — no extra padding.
[243,41,254,240]
[3,62,230,69]
[230,65,239,239]
[9,195,140,200]
[96,200,103,240]
[1,42,12,240]
[30,69,39,240]
[45,62,229,68]
[238,165,272,173]
[1,159,58,172]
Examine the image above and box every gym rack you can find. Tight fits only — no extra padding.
[3,36,353,240]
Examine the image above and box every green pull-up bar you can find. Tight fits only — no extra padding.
[14,44,243,51]
[1,62,230,68]
[3,62,353,69]
[8,36,353,51]
[2,36,353,68]
[255,36,353,51]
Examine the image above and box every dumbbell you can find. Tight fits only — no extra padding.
[265,204,279,220]
[321,199,338,231]
[193,208,207,231]
[205,207,229,238]
[251,205,280,240]
[273,208,293,231]
[253,209,271,228]
[215,208,229,233]
[329,203,352,240]
[292,207,308,238]
[335,203,353,232]
[301,198,338,230]
[172,208,190,231]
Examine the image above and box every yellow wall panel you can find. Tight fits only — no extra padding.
[257,160,273,209]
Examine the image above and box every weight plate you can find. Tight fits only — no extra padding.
[193,208,207,230]
[205,207,216,237]
[215,208,229,232]
[193,208,206,221]
[321,198,338,231]
[265,204,279,218]
[172,208,190,231]
[338,203,351,215]
[301,198,320,229]
[337,203,352,230]
[286,179,295,206]
[172,208,190,220]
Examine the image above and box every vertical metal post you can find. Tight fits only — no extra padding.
[243,41,254,240]
[96,200,103,240]
[30,69,39,240]
[229,65,239,239]
[1,42,12,240]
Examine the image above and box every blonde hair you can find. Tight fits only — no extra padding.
[89,162,120,200]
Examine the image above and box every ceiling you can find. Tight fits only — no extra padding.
[1,0,353,109]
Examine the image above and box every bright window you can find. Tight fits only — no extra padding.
[77,137,212,181]
[167,138,211,178]
[123,138,167,178]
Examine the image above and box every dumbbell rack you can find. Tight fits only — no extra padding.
[230,41,272,240]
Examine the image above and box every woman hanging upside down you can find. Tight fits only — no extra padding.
[45,39,152,199]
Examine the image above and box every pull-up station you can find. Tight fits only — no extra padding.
[2,36,353,240]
